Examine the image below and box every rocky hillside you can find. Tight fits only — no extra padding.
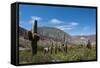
[71,35,96,45]
[19,26,96,48]
[38,27,72,42]
[19,26,72,41]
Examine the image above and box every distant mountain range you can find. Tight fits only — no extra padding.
[19,26,96,48]
[71,35,96,45]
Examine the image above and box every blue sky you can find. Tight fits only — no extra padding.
[19,4,96,36]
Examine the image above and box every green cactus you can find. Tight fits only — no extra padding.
[55,42,57,54]
[64,33,67,53]
[32,20,37,33]
[65,40,67,53]
[87,40,91,49]
[50,41,53,54]
[28,20,40,56]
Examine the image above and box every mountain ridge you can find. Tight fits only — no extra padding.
[19,26,96,47]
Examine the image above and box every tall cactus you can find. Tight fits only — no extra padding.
[65,40,67,53]
[50,41,53,54]
[28,20,40,56]
[32,20,37,33]
[87,40,91,49]
[55,42,57,54]
[64,33,67,53]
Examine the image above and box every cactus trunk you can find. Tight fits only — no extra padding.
[87,40,91,49]
[28,20,40,56]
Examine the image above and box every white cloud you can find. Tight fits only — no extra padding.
[80,37,86,40]
[50,18,63,24]
[31,16,42,21]
[70,22,79,26]
[55,25,73,31]
[30,16,42,24]
[55,22,79,31]
[19,24,29,30]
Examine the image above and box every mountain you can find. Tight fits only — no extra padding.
[19,26,72,48]
[71,35,96,45]
[19,26,96,48]
[38,27,72,42]
[19,26,72,41]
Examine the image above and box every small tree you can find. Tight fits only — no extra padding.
[87,40,91,49]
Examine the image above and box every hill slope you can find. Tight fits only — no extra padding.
[19,26,96,48]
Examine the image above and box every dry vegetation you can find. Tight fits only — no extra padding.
[19,44,96,64]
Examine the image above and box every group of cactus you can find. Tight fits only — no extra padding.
[43,34,68,54]
[26,19,92,56]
